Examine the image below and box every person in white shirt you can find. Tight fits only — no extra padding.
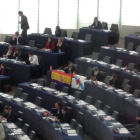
[28,51,39,65]
[0,119,5,140]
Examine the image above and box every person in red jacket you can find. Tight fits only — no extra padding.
[45,37,55,51]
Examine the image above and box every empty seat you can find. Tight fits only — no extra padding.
[37,79,45,86]
[35,97,42,106]
[5,35,12,43]
[102,22,108,30]
[29,130,36,140]
[104,76,111,85]
[73,64,78,73]
[71,32,79,39]
[127,63,135,71]
[136,45,140,54]
[67,106,72,114]
[16,118,23,128]
[76,112,84,125]
[127,42,134,51]
[100,71,106,82]
[123,85,131,93]
[91,52,99,60]
[0,101,3,113]
[85,96,92,104]
[61,29,67,37]
[28,40,35,47]
[133,89,140,98]
[122,79,130,89]
[18,111,23,119]
[43,28,52,35]
[21,93,29,101]
[15,88,23,98]
[112,111,119,121]
[95,100,102,109]
[116,59,123,67]
[74,91,81,100]
[61,101,68,107]
[49,82,57,89]
[76,124,83,138]
[61,86,69,93]
[103,56,111,64]
[104,105,111,115]
[85,67,93,79]
[70,119,77,129]
[22,123,30,135]
[85,34,91,41]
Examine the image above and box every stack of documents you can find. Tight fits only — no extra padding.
[16,135,31,140]
[43,87,56,93]
[61,123,71,129]
[66,129,77,136]
[13,98,23,102]
[5,123,17,129]
[23,102,37,109]
[97,110,106,116]
[12,128,24,135]
[117,128,129,134]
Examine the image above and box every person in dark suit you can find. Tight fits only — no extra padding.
[10,32,23,45]
[3,106,17,122]
[44,37,55,51]
[91,67,102,81]
[13,48,23,60]
[55,26,61,37]
[90,17,102,29]
[0,63,6,75]
[18,11,29,39]
[3,45,13,59]
[64,61,75,74]
[109,74,120,88]
[55,38,66,53]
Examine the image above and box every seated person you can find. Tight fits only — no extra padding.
[55,26,61,37]
[90,17,102,29]
[109,74,120,88]
[28,51,39,65]
[91,67,102,81]
[0,119,5,140]
[10,31,23,45]
[64,61,75,74]
[13,48,21,60]
[0,63,6,75]
[3,45,13,59]
[44,37,55,51]
[55,107,71,123]
[2,106,17,122]
[54,38,66,53]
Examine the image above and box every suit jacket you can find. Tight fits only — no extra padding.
[92,71,102,81]
[109,79,120,88]
[0,124,5,140]
[55,30,61,37]
[60,112,71,123]
[21,15,29,30]
[10,37,23,45]
[4,111,17,122]
[51,108,63,119]
[91,21,102,29]
[0,68,5,75]
[55,43,66,53]
[64,66,75,74]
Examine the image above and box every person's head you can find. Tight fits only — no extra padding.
[56,26,60,31]
[4,106,11,114]
[94,17,98,22]
[111,74,118,82]
[1,63,5,69]
[48,37,52,43]
[62,106,67,114]
[28,51,34,57]
[68,61,73,67]
[8,45,13,51]
[18,11,23,16]
[15,48,20,53]
[58,38,63,44]
[15,31,19,38]
[93,67,99,74]
[55,102,61,109]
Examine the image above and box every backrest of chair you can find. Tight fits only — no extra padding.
[28,40,35,47]
[76,124,83,138]
[16,118,23,128]
[85,96,92,104]
[136,45,140,54]
[29,130,36,140]
[37,79,45,86]
[73,64,78,73]
[61,101,68,107]
[76,111,84,125]
[100,71,106,82]
[22,123,30,135]
[122,79,130,89]
[103,56,111,64]
[133,89,140,98]
[5,67,11,77]
[61,29,67,37]
[5,35,12,43]
[128,63,135,71]
[43,28,52,35]
[104,105,111,115]
[70,119,77,129]
[85,34,91,41]
[35,97,42,106]
[116,59,123,67]
[85,67,93,78]
[61,86,69,93]
[18,111,23,119]
[50,82,57,89]
[71,32,79,39]
[104,76,111,85]
[110,24,119,34]
[123,85,131,93]
[67,106,72,114]
[127,42,134,51]
[112,111,119,121]
[102,22,108,30]
[95,100,102,109]
[21,93,28,101]
[37,55,44,66]
[74,91,81,100]
[15,88,23,98]
[91,52,99,60]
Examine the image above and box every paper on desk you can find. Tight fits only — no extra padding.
[13,128,23,134]
[129,51,139,55]
[87,105,97,111]
[112,122,121,126]
[66,95,75,100]
[104,116,113,121]
[67,130,77,134]
[43,87,56,92]
[24,46,30,48]
[115,89,123,92]
[97,110,106,116]
[13,98,23,102]
[68,133,78,136]
[119,128,129,134]
[17,135,30,140]
[78,39,86,42]
[30,83,38,87]
[57,92,68,96]
[6,123,17,129]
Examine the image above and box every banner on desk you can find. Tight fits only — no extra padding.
[51,71,72,85]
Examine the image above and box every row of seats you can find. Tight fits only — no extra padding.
[127,42,140,53]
